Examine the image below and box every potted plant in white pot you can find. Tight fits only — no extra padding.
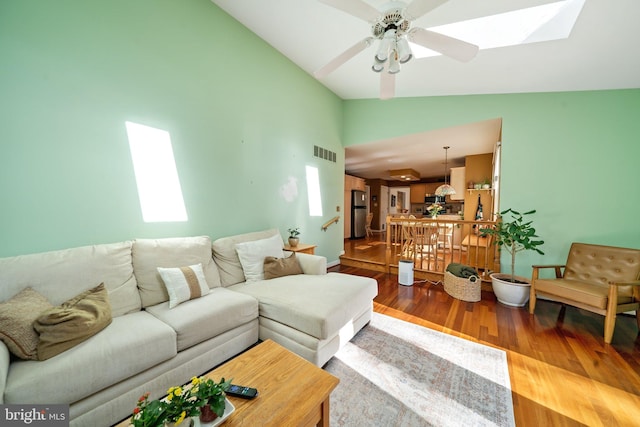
[480,209,544,307]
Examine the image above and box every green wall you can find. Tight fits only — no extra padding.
[2,0,638,277]
[0,0,345,260]
[343,90,640,277]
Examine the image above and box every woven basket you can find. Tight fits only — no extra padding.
[444,271,481,302]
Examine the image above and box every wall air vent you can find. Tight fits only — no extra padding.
[314,145,336,163]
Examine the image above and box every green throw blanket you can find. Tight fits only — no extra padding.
[446,263,479,279]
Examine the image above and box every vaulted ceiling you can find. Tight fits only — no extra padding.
[211,0,640,180]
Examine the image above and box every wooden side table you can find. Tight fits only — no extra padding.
[283,243,316,255]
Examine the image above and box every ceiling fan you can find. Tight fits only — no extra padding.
[313,0,479,99]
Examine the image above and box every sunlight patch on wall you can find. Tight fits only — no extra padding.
[125,121,188,222]
[306,166,323,217]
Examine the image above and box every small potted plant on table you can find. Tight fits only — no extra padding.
[192,376,232,423]
[287,227,300,247]
[480,209,544,307]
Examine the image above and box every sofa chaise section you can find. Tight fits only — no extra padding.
[230,272,377,366]
[212,229,379,366]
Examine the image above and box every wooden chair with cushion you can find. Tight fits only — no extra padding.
[530,242,640,343]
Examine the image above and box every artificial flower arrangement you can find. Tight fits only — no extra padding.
[132,376,231,426]
[427,203,443,218]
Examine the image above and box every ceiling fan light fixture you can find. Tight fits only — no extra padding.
[388,50,400,74]
[375,31,394,62]
[397,37,413,63]
[371,55,385,72]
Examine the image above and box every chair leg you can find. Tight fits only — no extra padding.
[604,285,618,344]
[530,268,539,314]
[604,314,616,344]
[529,287,537,314]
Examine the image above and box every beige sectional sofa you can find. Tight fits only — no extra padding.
[0,229,378,426]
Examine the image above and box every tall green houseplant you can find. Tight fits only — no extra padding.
[481,209,545,283]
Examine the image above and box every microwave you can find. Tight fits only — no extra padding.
[425,195,445,204]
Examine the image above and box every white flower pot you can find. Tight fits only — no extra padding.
[490,273,531,307]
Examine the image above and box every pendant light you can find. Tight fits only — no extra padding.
[435,146,456,197]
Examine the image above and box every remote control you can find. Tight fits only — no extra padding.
[226,384,258,399]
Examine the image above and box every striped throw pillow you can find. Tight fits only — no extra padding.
[157,263,210,308]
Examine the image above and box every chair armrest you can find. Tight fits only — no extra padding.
[0,341,9,403]
[531,264,566,269]
[608,280,640,287]
[291,252,327,275]
[532,264,566,280]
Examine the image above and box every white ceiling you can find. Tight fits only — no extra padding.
[211,0,640,181]
[345,118,501,180]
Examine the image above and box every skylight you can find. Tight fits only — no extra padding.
[410,0,585,58]
[125,122,188,223]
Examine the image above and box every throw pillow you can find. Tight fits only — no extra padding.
[264,252,303,280]
[0,288,53,360]
[157,263,210,308]
[235,233,285,282]
[34,283,112,361]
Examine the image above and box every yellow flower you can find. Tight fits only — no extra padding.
[191,377,200,386]
[175,411,186,425]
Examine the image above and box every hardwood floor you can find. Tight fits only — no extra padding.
[332,237,640,426]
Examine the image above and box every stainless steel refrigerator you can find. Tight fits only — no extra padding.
[351,190,367,239]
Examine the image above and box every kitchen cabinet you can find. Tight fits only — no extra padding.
[449,167,465,200]
[424,182,439,195]
[345,175,365,191]
[410,183,426,203]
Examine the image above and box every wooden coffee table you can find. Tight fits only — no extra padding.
[208,339,338,426]
[115,339,339,426]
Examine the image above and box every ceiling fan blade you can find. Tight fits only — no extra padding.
[314,37,374,79]
[404,0,448,20]
[380,72,396,100]
[408,27,479,62]
[318,0,380,23]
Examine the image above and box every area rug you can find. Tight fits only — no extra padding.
[325,313,515,427]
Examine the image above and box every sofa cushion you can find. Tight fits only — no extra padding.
[235,234,285,282]
[133,236,222,308]
[264,253,303,280]
[145,287,258,351]
[34,283,112,360]
[158,264,210,308]
[0,241,140,317]
[5,311,176,405]
[229,272,378,340]
[212,229,280,286]
[534,278,633,309]
[0,288,53,360]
